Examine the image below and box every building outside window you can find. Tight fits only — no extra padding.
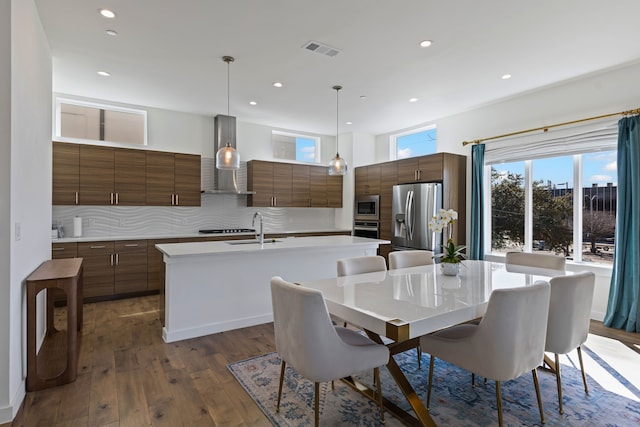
[272,130,320,163]
[392,126,436,160]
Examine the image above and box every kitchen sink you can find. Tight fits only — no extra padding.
[225,239,282,245]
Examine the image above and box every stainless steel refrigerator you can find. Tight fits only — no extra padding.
[392,182,442,252]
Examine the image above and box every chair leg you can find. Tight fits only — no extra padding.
[495,380,503,427]
[577,346,589,394]
[471,372,475,387]
[416,344,422,369]
[276,360,286,412]
[532,368,545,424]
[314,382,320,427]
[554,353,563,414]
[374,367,385,424]
[426,355,435,409]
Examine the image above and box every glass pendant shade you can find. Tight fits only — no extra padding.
[328,84,348,175]
[328,153,348,175]
[216,142,240,170]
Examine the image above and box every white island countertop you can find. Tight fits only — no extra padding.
[158,235,390,342]
[156,235,389,259]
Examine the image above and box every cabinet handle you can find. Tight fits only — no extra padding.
[110,253,114,266]
[75,191,78,205]
[115,253,119,265]
[52,247,65,251]
[90,245,106,249]
[110,193,114,205]
[116,193,119,205]
[171,194,174,205]
[175,194,179,205]
[124,243,139,247]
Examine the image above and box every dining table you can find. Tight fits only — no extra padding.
[297,259,569,426]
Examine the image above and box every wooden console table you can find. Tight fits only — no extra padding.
[26,258,83,391]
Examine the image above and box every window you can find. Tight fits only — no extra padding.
[485,117,619,265]
[272,130,320,163]
[392,126,436,160]
[55,98,147,146]
[489,151,617,265]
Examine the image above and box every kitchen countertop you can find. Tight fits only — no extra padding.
[156,235,390,259]
[52,228,352,243]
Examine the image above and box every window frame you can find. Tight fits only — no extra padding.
[390,124,437,160]
[54,97,148,147]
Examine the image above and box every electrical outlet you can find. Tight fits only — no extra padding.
[15,222,21,241]
[88,218,95,227]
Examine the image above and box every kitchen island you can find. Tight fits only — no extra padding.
[156,235,389,342]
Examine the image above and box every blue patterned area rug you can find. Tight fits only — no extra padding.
[228,349,640,426]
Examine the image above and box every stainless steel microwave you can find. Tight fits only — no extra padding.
[354,195,380,221]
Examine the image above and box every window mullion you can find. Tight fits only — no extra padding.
[573,155,583,262]
[524,160,533,252]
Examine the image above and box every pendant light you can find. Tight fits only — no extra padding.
[216,56,240,170]
[328,85,348,176]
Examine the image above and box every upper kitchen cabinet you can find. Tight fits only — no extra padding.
[247,160,342,208]
[52,142,80,205]
[396,153,464,184]
[247,160,293,207]
[145,152,201,206]
[53,142,146,205]
[354,164,381,197]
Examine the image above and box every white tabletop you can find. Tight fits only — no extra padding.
[299,260,568,341]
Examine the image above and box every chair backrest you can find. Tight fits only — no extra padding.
[270,276,352,382]
[475,281,551,381]
[388,250,434,269]
[337,255,387,277]
[505,251,566,271]
[545,271,596,354]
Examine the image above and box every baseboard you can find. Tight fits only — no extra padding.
[162,313,273,343]
[0,379,25,424]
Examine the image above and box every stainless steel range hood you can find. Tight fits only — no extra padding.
[202,114,254,195]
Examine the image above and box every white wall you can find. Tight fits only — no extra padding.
[0,0,52,422]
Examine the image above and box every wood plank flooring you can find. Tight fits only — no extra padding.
[5,295,640,426]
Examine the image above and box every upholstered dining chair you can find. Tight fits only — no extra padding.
[420,281,551,427]
[505,251,566,270]
[388,250,433,368]
[337,255,387,277]
[546,271,596,414]
[388,250,434,270]
[270,276,390,427]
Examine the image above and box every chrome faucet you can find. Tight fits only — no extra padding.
[252,212,264,244]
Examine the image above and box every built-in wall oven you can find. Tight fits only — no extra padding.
[354,195,380,238]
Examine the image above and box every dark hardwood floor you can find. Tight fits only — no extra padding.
[4,295,639,426]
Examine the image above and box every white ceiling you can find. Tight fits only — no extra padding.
[35,0,640,136]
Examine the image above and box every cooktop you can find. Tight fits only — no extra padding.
[198,228,255,234]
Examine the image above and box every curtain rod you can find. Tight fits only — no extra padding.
[461,108,640,147]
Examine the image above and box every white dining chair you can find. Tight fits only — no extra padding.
[546,271,596,414]
[337,255,387,277]
[388,250,433,368]
[505,251,566,270]
[270,276,389,427]
[388,250,434,270]
[420,281,551,427]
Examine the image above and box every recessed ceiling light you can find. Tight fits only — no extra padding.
[249,101,257,106]
[106,29,118,36]
[419,40,432,48]
[502,74,512,80]
[273,82,283,88]
[99,9,116,18]
[409,97,419,103]
[346,121,353,125]
[97,71,111,77]
[360,95,367,100]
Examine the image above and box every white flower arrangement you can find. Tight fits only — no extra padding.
[428,209,459,235]
[428,209,466,264]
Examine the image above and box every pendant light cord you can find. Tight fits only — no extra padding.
[333,85,342,155]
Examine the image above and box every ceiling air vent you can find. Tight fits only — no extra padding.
[303,41,341,58]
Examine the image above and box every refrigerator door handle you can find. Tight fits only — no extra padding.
[407,190,415,240]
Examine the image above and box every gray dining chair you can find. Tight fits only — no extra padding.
[388,250,434,270]
[270,276,389,426]
[420,281,551,427]
[546,271,596,414]
[337,255,387,277]
[388,250,433,368]
[505,251,566,270]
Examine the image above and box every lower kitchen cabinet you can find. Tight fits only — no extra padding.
[147,238,178,291]
[113,240,148,294]
[78,241,115,298]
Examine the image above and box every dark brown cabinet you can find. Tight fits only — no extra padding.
[78,241,115,298]
[248,160,342,208]
[354,164,380,197]
[53,141,200,206]
[397,153,444,184]
[52,142,80,205]
[147,238,178,291]
[146,152,201,206]
[113,240,148,294]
